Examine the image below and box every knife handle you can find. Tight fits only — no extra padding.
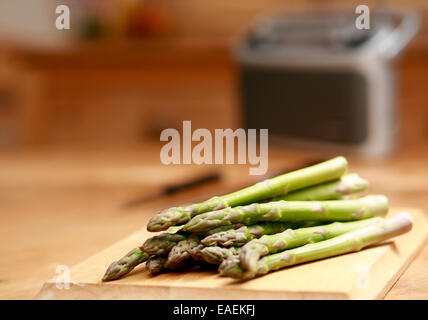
[164,171,221,195]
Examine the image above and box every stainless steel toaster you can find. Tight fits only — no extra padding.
[235,7,419,157]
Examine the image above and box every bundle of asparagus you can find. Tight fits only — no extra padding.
[102,156,413,282]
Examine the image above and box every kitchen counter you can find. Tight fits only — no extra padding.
[0,142,427,299]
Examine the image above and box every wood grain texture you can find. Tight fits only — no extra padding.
[35,207,428,300]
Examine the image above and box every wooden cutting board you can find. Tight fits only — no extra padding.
[36,207,428,300]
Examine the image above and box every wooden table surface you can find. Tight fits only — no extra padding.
[0,142,427,299]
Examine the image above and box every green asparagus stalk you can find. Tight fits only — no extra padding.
[218,255,241,278]
[141,232,186,256]
[183,195,389,232]
[103,228,189,280]
[201,222,303,247]
[102,247,149,281]
[200,246,239,265]
[167,224,243,236]
[147,156,348,231]
[203,225,243,236]
[187,244,207,263]
[274,173,369,201]
[165,234,199,270]
[165,226,185,234]
[239,217,383,272]
[220,212,413,279]
[146,256,167,275]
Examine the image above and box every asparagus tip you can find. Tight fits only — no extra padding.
[102,261,125,282]
[389,212,413,233]
[148,207,192,231]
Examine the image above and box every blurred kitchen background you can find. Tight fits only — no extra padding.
[0,0,426,153]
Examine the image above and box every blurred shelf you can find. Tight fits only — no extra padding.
[12,36,234,69]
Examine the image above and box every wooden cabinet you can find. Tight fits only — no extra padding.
[0,54,46,146]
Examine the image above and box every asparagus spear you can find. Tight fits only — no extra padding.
[148,254,199,275]
[147,156,348,231]
[218,255,242,278]
[165,226,185,234]
[200,246,239,265]
[104,228,191,280]
[165,225,238,235]
[102,247,149,281]
[203,225,243,235]
[183,195,389,232]
[141,232,186,256]
[165,234,199,270]
[146,256,167,275]
[200,222,303,247]
[220,212,413,279]
[274,173,369,201]
[239,217,383,272]
[188,244,207,263]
